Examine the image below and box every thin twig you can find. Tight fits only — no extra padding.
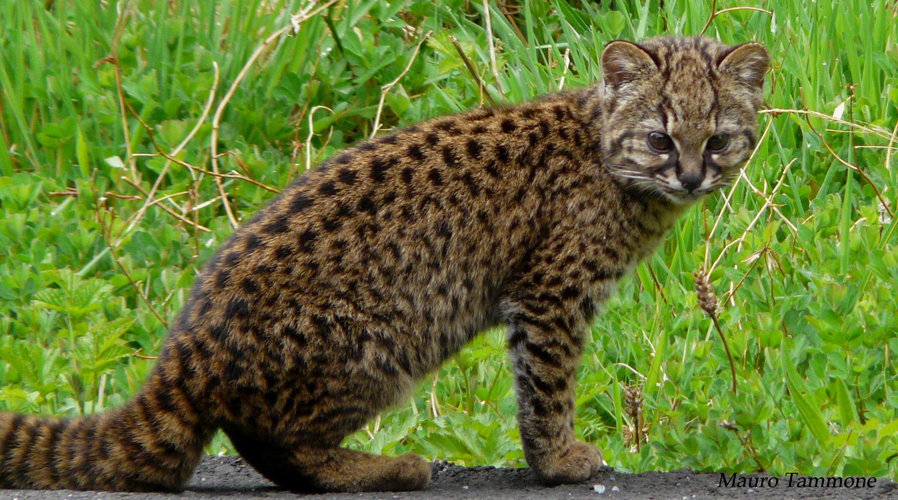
[114,87,281,212]
[450,34,496,106]
[558,48,571,92]
[94,194,168,327]
[886,119,898,206]
[306,105,335,171]
[762,108,892,141]
[211,0,338,228]
[119,62,221,244]
[100,0,138,179]
[707,159,796,275]
[370,31,433,139]
[803,113,893,217]
[120,177,211,232]
[703,117,774,269]
[498,2,527,46]
[700,0,772,36]
[482,0,505,100]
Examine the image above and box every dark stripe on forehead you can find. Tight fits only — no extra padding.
[698,47,716,72]
[710,83,720,123]
[738,128,757,146]
[658,93,670,128]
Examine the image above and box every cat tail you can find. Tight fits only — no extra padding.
[0,362,216,491]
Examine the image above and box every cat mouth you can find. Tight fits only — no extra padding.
[668,191,708,204]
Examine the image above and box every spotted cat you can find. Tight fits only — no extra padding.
[0,36,768,492]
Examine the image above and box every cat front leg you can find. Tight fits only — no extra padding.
[504,293,604,485]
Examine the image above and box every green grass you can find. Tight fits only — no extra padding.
[2,0,898,480]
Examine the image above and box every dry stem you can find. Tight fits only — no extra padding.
[482,0,505,100]
[450,35,496,106]
[370,31,433,140]
[700,0,772,35]
[211,0,339,229]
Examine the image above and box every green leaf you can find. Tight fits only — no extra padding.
[602,11,626,36]
[832,378,858,426]
[782,348,831,444]
[76,126,91,178]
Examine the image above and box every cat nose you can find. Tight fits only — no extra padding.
[678,171,703,192]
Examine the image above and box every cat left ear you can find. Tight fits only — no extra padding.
[718,42,770,90]
[601,40,658,91]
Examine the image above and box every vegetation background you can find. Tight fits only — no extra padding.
[1,0,897,480]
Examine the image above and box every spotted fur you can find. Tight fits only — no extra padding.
[0,36,768,492]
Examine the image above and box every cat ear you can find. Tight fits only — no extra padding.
[601,40,658,91]
[718,42,770,90]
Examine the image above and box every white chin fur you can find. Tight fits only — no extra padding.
[662,191,707,205]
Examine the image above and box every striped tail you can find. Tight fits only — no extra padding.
[0,369,215,491]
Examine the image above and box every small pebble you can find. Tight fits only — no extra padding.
[593,484,606,494]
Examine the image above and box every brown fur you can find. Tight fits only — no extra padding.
[0,36,768,492]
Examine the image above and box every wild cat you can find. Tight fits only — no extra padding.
[0,36,768,492]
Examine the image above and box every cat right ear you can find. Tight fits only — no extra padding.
[718,42,770,91]
[601,40,658,91]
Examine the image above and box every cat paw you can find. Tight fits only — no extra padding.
[532,441,604,485]
[383,453,432,491]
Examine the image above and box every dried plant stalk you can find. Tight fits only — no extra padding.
[694,269,738,395]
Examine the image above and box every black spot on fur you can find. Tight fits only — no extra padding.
[215,270,230,289]
[466,139,482,159]
[442,146,456,167]
[426,133,439,146]
[461,172,480,197]
[335,202,352,218]
[241,278,258,294]
[497,145,510,164]
[560,285,580,300]
[338,168,357,185]
[298,229,317,252]
[378,134,398,145]
[224,251,241,267]
[244,234,261,251]
[501,120,517,133]
[263,215,291,234]
[428,168,443,186]
[436,120,460,134]
[437,221,452,239]
[274,245,293,260]
[358,196,377,215]
[290,193,313,213]
[226,298,250,320]
[319,181,337,196]
[370,159,389,183]
[401,167,414,184]
[322,217,341,232]
[408,145,425,161]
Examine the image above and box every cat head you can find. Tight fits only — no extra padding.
[598,36,769,205]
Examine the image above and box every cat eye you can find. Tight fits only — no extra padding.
[706,134,730,153]
[647,132,674,153]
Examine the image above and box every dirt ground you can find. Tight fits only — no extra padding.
[1,456,895,500]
